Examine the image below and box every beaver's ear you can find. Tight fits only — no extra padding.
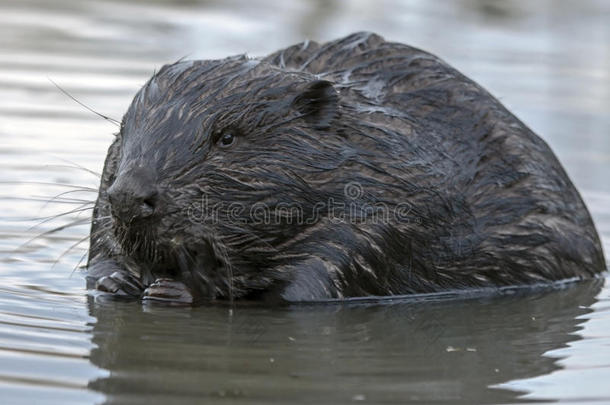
[292,80,338,129]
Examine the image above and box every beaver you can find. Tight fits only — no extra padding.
[86,32,606,304]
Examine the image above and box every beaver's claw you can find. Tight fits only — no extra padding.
[142,278,194,305]
[96,271,144,297]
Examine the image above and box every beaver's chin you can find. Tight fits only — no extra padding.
[113,218,238,299]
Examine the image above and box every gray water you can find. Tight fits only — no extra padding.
[1,0,610,404]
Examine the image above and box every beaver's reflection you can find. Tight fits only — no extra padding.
[87,280,602,404]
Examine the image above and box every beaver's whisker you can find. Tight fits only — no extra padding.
[152,241,158,263]
[1,196,94,206]
[48,78,120,127]
[27,206,94,233]
[37,189,98,210]
[43,164,101,178]
[146,233,155,262]
[52,234,91,270]
[46,155,102,178]
[72,249,90,276]
[132,234,142,256]
[143,234,149,261]
[36,193,96,205]
[7,203,94,223]
[89,219,112,232]
[14,217,91,254]
[88,229,110,245]
[0,181,98,191]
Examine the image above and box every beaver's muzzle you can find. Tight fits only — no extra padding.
[107,163,159,224]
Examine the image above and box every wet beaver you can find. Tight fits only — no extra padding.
[86,32,606,304]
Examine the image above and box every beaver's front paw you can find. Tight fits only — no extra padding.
[96,271,144,297]
[142,278,194,305]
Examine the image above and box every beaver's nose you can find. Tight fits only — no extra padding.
[107,165,158,223]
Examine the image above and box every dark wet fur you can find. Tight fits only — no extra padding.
[86,32,606,303]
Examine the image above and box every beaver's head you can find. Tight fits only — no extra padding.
[106,56,354,298]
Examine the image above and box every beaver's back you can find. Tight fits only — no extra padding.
[265,32,605,283]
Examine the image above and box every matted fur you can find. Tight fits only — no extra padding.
[87,32,605,303]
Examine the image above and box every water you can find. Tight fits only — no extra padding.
[1,0,609,403]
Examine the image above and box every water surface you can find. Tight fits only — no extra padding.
[1,0,609,404]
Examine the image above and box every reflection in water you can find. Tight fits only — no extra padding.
[87,280,602,404]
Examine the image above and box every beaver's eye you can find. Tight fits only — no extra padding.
[219,132,236,148]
